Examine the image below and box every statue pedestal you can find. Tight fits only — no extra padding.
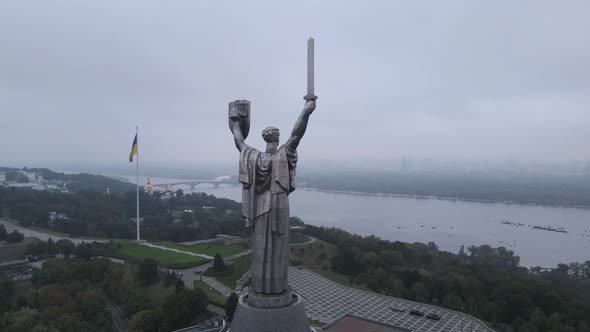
[231,291,311,332]
[247,287,294,308]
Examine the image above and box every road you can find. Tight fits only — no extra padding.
[0,218,106,245]
[289,235,318,246]
[108,300,128,332]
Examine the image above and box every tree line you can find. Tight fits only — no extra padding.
[301,169,590,207]
[0,255,210,332]
[304,225,590,331]
[0,185,245,242]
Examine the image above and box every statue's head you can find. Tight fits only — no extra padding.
[262,126,280,143]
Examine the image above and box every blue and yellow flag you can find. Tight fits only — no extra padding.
[129,134,138,162]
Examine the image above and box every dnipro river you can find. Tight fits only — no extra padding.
[123,175,590,268]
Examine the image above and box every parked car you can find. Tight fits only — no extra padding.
[409,309,425,317]
[176,272,183,278]
[390,303,405,312]
[426,313,442,321]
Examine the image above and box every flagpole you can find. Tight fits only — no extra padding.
[136,126,140,242]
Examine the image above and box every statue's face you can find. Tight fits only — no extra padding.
[262,127,280,143]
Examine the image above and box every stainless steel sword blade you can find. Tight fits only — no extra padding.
[305,37,317,101]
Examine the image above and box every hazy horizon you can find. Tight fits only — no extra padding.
[1,1,589,168]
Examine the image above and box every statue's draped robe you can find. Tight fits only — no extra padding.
[239,144,297,294]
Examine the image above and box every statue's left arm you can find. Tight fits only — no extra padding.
[286,100,316,151]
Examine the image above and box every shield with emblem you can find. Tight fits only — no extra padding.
[228,100,250,139]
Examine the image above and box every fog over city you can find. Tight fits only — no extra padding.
[1,1,589,170]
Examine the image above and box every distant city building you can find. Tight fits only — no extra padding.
[0,172,6,182]
[23,172,36,182]
[48,212,68,225]
[46,184,59,190]
[160,184,176,200]
[32,183,45,191]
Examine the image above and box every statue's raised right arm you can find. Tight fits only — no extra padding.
[286,100,316,151]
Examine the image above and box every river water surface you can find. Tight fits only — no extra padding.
[124,175,590,268]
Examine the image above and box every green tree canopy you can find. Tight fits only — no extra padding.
[137,258,158,285]
[212,253,226,272]
[225,292,239,321]
[5,231,24,244]
[162,289,208,330]
[25,240,46,256]
[0,224,7,241]
[129,310,164,332]
[55,239,75,257]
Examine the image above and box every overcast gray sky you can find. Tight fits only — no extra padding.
[1,1,589,170]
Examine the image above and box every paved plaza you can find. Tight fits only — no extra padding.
[288,267,493,332]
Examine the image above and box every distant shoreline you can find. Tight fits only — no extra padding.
[110,172,590,210]
[298,187,590,210]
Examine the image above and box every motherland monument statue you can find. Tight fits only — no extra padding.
[228,38,317,332]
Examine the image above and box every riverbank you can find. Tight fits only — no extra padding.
[116,173,590,209]
[299,187,590,210]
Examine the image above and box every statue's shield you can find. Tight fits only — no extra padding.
[228,100,250,139]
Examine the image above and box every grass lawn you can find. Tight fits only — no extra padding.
[105,240,210,269]
[194,280,227,307]
[152,241,242,257]
[289,234,311,245]
[0,238,41,262]
[210,255,251,289]
[28,226,70,238]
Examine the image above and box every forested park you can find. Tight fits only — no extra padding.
[2,176,590,330]
[298,225,590,331]
[0,182,246,242]
[0,257,211,331]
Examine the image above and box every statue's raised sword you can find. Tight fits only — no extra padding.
[304,37,318,101]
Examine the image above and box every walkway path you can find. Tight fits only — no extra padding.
[142,242,213,260]
[178,249,252,296]
[289,235,318,246]
[201,276,233,297]
[108,300,128,332]
[207,304,226,316]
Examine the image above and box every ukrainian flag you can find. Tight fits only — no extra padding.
[129,134,138,162]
